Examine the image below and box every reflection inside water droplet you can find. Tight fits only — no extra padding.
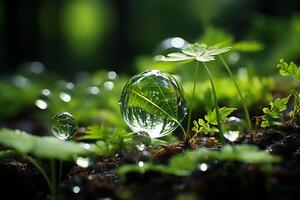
[223,116,246,142]
[119,70,187,138]
[51,112,78,140]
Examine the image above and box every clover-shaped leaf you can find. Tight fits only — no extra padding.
[156,42,231,63]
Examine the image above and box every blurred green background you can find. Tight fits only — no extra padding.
[0,0,300,134]
[1,0,300,74]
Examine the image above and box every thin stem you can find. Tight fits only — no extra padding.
[202,63,225,145]
[59,160,62,185]
[186,61,199,139]
[25,156,54,198]
[219,55,252,131]
[50,159,57,199]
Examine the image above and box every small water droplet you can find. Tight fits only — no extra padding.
[72,186,81,194]
[74,155,94,168]
[198,163,208,171]
[137,150,152,162]
[51,112,78,140]
[35,99,48,110]
[59,92,72,102]
[30,61,44,74]
[132,132,151,151]
[119,70,187,138]
[104,81,114,90]
[107,71,117,80]
[41,89,51,96]
[160,37,187,50]
[66,82,75,90]
[138,161,144,167]
[223,116,246,142]
[13,75,29,88]
[88,86,100,95]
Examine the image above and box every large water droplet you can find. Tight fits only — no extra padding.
[132,131,151,151]
[223,116,246,142]
[120,70,187,138]
[51,112,78,140]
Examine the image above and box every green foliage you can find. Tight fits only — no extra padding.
[233,41,264,52]
[156,43,231,62]
[261,96,290,127]
[192,107,236,135]
[79,125,131,155]
[117,145,281,177]
[277,58,300,79]
[291,90,300,120]
[0,129,91,160]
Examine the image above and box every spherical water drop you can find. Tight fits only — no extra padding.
[223,116,246,142]
[74,155,94,168]
[132,131,151,151]
[120,70,187,138]
[51,112,78,140]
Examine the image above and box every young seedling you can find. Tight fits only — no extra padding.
[261,96,290,128]
[277,59,300,123]
[191,107,236,141]
[156,42,249,145]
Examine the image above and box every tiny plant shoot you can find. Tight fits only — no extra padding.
[261,59,300,127]
[191,107,236,140]
[156,42,252,145]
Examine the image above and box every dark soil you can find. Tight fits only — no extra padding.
[1,124,300,200]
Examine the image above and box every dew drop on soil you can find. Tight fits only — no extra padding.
[119,70,187,138]
[132,131,151,151]
[223,116,246,142]
[51,112,78,140]
[72,186,81,194]
[198,163,208,171]
[73,155,94,168]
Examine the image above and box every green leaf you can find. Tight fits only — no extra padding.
[0,129,90,160]
[261,96,290,127]
[277,58,300,79]
[155,54,194,62]
[233,41,264,52]
[156,42,231,63]
[117,145,280,177]
[205,107,236,125]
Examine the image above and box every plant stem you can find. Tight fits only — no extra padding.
[50,159,57,199]
[219,55,252,131]
[25,156,55,198]
[186,61,199,139]
[59,160,62,184]
[202,63,225,145]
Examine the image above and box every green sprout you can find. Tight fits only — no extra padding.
[191,107,236,140]
[262,59,300,128]
[277,59,300,122]
[156,42,252,145]
[261,96,290,128]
